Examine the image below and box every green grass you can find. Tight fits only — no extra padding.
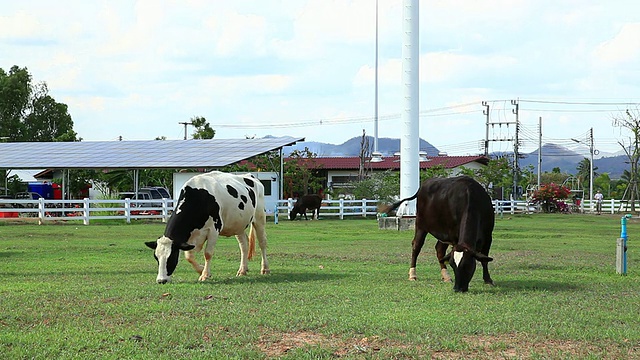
[1,214,639,359]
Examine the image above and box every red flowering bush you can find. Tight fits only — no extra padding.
[531,183,571,213]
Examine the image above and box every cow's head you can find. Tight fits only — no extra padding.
[289,208,298,220]
[145,236,195,284]
[443,246,493,292]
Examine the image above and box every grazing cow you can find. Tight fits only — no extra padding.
[289,194,322,220]
[383,176,495,292]
[145,171,270,284]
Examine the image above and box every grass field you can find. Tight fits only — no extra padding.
[1,214,639,359]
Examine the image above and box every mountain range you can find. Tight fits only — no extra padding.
[285,136,630,178]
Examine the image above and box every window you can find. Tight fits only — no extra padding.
[260,179,272,196]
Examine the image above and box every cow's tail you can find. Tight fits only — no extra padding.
[247,223,256,260]
[380,191,419,215]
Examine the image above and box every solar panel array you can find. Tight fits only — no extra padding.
[0,137,304,169]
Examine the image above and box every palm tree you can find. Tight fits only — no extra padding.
[575,157,598,198]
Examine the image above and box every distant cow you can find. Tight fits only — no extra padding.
[383,176,495,292]
[289,194,322,220]
[145,171,270,284]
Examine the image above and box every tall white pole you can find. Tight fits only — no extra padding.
[589,127,594,213]
[398,0,419,215]
[374,0,379,153]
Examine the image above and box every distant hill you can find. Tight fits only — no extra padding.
[281,136,631,178]
[285,136,440,157]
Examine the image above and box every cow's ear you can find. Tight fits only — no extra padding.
[178,243,195,251]
[145,241,157,249]
[474,253,493,262]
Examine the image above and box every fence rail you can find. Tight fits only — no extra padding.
[0,197,637,225]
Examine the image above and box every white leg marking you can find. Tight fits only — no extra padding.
[408,267,417,280]
[441,268,452,283]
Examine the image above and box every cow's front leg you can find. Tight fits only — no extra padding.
[236,233,250,276]
[199,232,218,281]
[185,249,204,275]
[481,261,494,286]
[435,241,452,283]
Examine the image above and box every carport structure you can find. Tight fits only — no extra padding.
[0,136,304,200]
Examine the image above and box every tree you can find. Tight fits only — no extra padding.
[358,129,372,180]
[190,116,215,139]
[575,157,597,199]
[0,66,77,142]
[531,183,571,213]
[283,147,323,198]
[613,108,640,212]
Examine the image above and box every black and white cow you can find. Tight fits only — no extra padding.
[145,171,270,284]
[383,176,495,292]
[289,194,322,220]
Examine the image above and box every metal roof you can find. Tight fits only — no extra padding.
[0,137,304,169]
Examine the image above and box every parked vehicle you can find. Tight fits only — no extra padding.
[138,186,171,199]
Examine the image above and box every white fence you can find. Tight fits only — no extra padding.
[0,198,174,225]
[0,197,636,225]
[275,199,379,220]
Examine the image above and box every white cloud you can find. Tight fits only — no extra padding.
[594,23,640,66]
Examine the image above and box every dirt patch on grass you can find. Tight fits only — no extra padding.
[257,331,638,359]
[433,333,638,360]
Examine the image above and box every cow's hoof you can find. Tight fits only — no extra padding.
[442,276,452,283]
[198,274,209,281]
[484,280,495,286]
[408,267,417,281]
[236,270,247,277]
[261,269,271,275]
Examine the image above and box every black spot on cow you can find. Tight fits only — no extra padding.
[247,187,256,207]
[240,195,247,203]
[166,186,223,243]
[243,177,255,188]
[238,202,245,210]
[226,185,239,198]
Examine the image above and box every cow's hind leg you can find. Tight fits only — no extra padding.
[252,218,270,275]
[236,232,250,276]
[409,229,427,280]
[435,241,452,283]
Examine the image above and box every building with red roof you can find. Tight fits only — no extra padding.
[295,154,489,191]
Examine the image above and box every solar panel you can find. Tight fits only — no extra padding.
[0,137,305,169]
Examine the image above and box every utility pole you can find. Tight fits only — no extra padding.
[484,100,519,199]
[178,122,194,140]
[511,99,520,199]
[483,101,490,156]
[538,117,542,190]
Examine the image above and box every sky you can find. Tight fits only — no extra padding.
[2,0,640,157]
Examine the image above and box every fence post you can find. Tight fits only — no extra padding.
[124,198,131,223]
[362,199,367,217]
[339,198,344,220]
[38,197,46,225]
[83,198,90,225]
[287,198,294,212]
[162,198,169,223]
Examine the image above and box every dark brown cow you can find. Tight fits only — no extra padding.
[384,176,495,292]
[289,194,322,220]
